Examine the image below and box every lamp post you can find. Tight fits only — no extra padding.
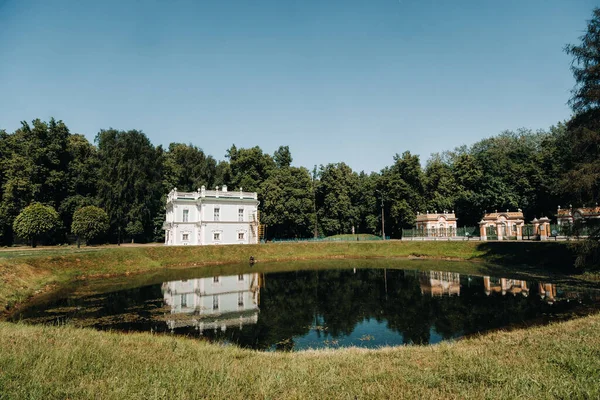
[376,190,385,240]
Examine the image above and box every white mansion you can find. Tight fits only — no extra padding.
[164,186,260,246]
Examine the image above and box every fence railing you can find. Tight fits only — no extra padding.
[269,235,389,243]
[402,226,480,239]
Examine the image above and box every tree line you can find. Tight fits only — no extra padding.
[0,8,599,249]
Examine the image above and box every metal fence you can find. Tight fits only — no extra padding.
[402,226,480,239]
[269,235,389,243]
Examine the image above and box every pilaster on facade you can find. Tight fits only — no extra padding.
[164,185,260,246]
[479,209,525,241]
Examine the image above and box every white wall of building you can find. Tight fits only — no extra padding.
[164,187,259,246]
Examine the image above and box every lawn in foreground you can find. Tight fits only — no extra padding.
[0,313,599,399]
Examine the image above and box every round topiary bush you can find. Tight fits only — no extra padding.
[13,202,61,247]
[71,206,110,245]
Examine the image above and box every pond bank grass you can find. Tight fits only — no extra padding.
[0,241,582,313]
[1,241,599,399]
[1,312,599,399]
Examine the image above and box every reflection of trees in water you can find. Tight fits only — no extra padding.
[18,269,590,350]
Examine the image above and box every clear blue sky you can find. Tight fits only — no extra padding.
[0,0,596,173]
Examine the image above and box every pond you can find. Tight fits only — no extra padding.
[10,260,600,351]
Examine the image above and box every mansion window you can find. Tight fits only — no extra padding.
[182,233,189,241]
[238,292,244,307]
[182,209,189,222]
[214,207,220,221]
[238,274,244,281]
[213,276,220,283]
[181,294,187,308]
[212,295,219,310]
[238,232,245,240]
[238,208,244,221]
[213,232,221,241]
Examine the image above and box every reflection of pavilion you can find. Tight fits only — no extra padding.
[161,273,261,333]
[483,277,529,296]
[419,271,461,296]
[538,283,556,303]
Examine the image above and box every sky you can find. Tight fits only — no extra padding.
[0,0,596,173]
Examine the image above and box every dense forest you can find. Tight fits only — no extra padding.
[0,8,599,246]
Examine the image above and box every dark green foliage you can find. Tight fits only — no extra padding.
[225,145,275,193]
[315,163,360,236]
[378,152,426,236]
[0,119,71,244]
[96,129,164,243]
[563,8,600,269]
[71,206,109,244]
[273,145,293,169]
[13,203,61,247]
[163,143,217,192]
[261,166,315,239]
[565,8,600,114]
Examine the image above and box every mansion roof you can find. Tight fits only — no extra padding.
[167,186,258,203]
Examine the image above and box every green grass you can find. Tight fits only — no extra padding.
[0,240,584,313]
[1,313,599,399]
[1,240,598,399]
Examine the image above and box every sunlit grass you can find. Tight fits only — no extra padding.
[1,314,599,399]
[0,241,598,399]
[0,241,583,313]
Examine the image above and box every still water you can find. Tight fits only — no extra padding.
[11,264,600,351]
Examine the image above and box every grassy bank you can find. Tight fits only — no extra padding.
[0,240,579,312]
[1,313,599,399]
[1,241,599,399]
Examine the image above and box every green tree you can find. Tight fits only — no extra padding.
[96,129,164,243]
[163,143,217,192]
[315,163,360,236]
[60,134,100,231]
[13,203,61,247]
[565,8,600,114]
[424,155,458,214]
[563,8,600,269]
[260,166,315,239]
[225,145,275,192]
[71,206,109,245]
[273,145,293,168]
[0,119,72,244]
[378,151,425,237]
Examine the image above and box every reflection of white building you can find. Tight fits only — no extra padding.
[163,186,260,246]
[419,271,461,296]
[162,273,261,332]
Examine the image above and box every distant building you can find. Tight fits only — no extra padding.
[556,205,600,226]
[415,211,458,237]
[163,185,260,246]
[161,273,262,332]
[479,210,525,240]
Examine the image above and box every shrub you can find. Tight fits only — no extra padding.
[13,203,61,247]
[71,206,109,245]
